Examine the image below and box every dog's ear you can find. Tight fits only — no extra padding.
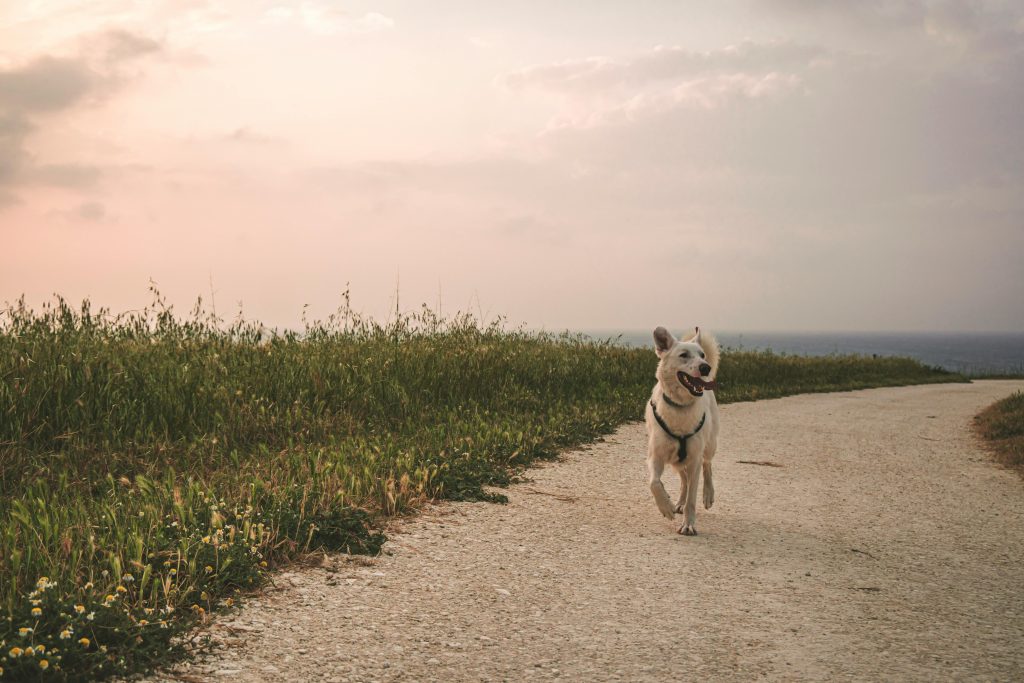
[653,326,676,357]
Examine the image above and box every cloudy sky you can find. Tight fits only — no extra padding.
[1,1,1022,332]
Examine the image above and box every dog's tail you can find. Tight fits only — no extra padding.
[685,327,720,381]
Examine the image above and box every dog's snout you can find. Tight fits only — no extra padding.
[699,362,712,376]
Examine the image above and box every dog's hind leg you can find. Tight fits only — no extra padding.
[702,458,715,510]
[679,461,701,536]
[648,458,676,520]
[674,469,688,514]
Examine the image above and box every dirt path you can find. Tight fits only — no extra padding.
[155,380,1024,682]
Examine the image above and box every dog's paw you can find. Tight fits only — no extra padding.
[674,502,685,514]
[678,524,698,536]
[703,487,714,510]
[660,507,676,520]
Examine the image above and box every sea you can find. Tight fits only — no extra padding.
[581,331,1024,376]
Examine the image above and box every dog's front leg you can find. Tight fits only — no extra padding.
[648,457,676,520]
[679,460,702,536]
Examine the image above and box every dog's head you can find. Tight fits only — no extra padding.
[653,326,718,404]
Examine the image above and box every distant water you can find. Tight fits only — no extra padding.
[582,331,1024,376]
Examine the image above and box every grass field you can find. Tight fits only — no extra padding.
[0,293,964,681]
[975,391,1024,474]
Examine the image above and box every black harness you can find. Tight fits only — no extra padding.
[650,398,706,463]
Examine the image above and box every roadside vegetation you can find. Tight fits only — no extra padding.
[975,391,1024,474]
[0,291,963,681]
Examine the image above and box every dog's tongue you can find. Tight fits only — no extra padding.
[694,377,718,391]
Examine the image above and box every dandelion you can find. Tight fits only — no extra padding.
[39,660,49,670]
[78,638,90,647]
[59,630,71,640]
[8,648,22,658]
[30,607,41,617]
[74,605,85,614]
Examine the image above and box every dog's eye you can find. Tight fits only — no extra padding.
[680,352,689,358]
[700,352,705,359]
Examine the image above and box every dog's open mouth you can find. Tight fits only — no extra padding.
[677,372,717,397]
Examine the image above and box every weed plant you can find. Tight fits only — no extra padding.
[0,291,961,681]
[975,390,1024,473]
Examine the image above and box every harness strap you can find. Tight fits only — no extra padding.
[650,400,706,462]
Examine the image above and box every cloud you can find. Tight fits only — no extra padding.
[91,28,163,63]
[74,201,106,221]
[502,40,827,92]
[263,4,394,36]
[0,57,95,113]
[500,41,820,131]
[0,28,162,208]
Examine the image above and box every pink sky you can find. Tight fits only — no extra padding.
[2,1,1022,331]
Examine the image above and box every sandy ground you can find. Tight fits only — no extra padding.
[150,380,1024,682]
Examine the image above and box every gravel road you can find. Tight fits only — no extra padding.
[152,380,1024,682]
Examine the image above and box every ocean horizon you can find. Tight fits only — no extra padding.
[577,330,1024,376]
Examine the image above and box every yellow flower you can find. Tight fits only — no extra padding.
[99,645,107,653]
[116,585,127,594]
[259,561,268,568]
[169,569,177,576]
[30,607,41,617]
[204,565,213,574]
[138,620,148,626]
[200,591,209,601]
[22,646,33,656]
[59,630,72,640]
[84,582,93,590]
[36,577,49,588]
[78,638,90,647]
[202,536,211,544]
[18,627,31,637]
[39,659,49,670]
[74,604,86,614]
[8,648,22,658]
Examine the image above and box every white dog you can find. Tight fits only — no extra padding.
[645,326,720,535]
